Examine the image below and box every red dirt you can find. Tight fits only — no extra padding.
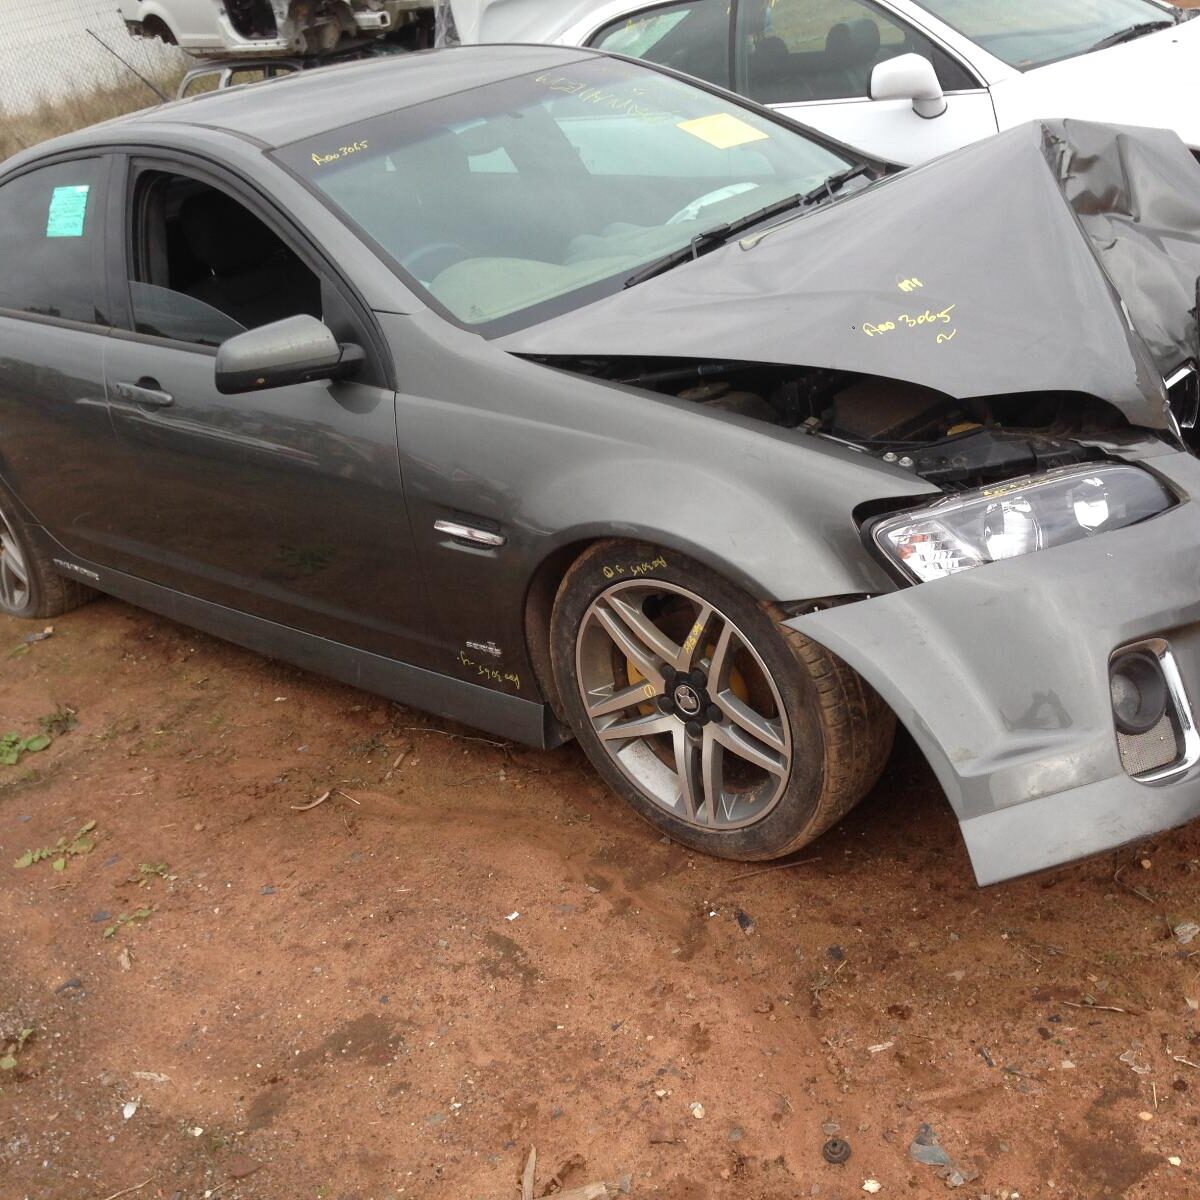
[2,598,1200,1200]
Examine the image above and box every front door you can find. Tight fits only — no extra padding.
[98,159,429,664]
[733,0,997,164]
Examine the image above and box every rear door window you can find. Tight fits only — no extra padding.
[0,158,108,325]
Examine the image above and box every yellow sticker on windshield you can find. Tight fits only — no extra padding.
[676,113,770,150]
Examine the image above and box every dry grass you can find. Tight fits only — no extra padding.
[0,70,183,163]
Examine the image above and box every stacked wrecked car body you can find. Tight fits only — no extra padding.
[118,0,430,56]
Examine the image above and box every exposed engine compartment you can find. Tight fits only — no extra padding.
[535,356,1148,490]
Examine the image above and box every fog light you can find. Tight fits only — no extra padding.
[1110,651,1169,735]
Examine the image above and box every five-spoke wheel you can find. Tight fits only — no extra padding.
[577,579,791,831]
[552,541,894,860]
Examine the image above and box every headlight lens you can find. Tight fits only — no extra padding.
[873,465,1174,584]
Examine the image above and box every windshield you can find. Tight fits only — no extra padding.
[914,0,1176,69]
[274,56,855,331]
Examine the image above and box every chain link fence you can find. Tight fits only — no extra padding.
[1,0,186,114]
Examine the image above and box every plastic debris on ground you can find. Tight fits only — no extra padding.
[908,1123,979,1188]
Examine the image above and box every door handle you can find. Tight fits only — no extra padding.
[113,380,174,409]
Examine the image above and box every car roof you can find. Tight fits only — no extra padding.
[75,44,598,153]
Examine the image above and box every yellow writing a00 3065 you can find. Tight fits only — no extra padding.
[863,304,957,343]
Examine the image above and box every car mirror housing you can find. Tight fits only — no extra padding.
[214,314,364,395]
[869,54,948,120]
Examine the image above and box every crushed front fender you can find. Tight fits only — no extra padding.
[788,450,1200,885]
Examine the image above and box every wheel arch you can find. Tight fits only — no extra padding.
[517,500,878,720]
[135,6,180,43]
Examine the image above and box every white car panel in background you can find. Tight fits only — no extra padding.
[518,0,1200,164]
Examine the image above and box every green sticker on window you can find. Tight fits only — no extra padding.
[46,184,90,238]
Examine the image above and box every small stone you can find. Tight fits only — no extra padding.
[728,1126,744,1142]
[828,946,846,962]
[689,1101,705,1119]
[1137,1111,1154,1121]
[226,1154,263,1180]
[426,1112,447,1125]
[862,1180,882,1194]
[1140,858,1152,870]
[54,977,84,994]
[259,886,276,896]
[193,823,205,832]
[90,911,112,923]
[1168,1155,1182,1167]
[822,1121,841,1136]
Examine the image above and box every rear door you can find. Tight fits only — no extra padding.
[98,155,431,664]
[0,154,127,565]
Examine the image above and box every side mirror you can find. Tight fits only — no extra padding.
[869,53,947,120]
[215,314,365,395]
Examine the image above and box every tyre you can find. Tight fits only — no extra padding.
[550,540,894,861]
[0,486,94,620]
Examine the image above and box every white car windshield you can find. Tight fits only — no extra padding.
[275,56,857,331]
[915,0,1177,69]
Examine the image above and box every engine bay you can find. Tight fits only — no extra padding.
[536,356,1146,490]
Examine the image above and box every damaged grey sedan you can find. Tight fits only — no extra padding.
[2,47,1200,885]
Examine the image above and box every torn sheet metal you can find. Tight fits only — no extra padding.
[788,447,1200,885]
[500,119,1200,433]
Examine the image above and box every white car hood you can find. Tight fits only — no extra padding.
[990,18,1200,149]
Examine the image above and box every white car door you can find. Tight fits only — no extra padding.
[733,0,997,164]
[124,0,225,49]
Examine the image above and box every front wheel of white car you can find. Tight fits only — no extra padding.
[550,540,894,861]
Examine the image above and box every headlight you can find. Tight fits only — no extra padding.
[872,465,1175,584]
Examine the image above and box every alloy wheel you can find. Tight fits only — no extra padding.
[574,580,792,830]
[0,508,30,612]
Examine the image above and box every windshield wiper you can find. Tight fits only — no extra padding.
[622,164,875,289]
[1087,19,1174,51]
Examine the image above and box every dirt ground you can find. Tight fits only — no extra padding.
[2,599,1199,1200]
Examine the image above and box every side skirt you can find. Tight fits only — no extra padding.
[52,554,568,750]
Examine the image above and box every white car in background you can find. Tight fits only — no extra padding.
[474,0,1200,165]
[119,0,428,56]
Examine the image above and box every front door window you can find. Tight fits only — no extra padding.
[735,0,975,104]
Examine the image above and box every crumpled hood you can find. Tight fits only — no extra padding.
[500,119,1200,432]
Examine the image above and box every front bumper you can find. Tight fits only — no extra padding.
[789,448,1200,885]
